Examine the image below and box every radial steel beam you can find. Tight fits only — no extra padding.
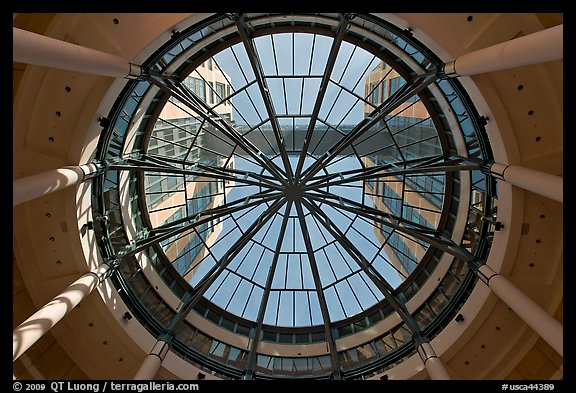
[182,197,287,312]
[294,201,341,374]
[244,200,293,377]
[301,197,421,333]
[300,70,439,183]
[305,155,482,190]
[108,156,283,191]
[154,187,280,230]
[143,153,281,186]
[294,14,351,179]
[235,13,295,182]
[118,192,282,258]
[147,72,289,185]
[306,191,474,262]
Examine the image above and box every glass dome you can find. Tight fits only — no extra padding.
[92,13,497,379]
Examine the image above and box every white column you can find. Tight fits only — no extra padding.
[13,163,101,207]
[133,340,171,380]
[13,264,111,362]
[417,342,451,380]
[490,162,562,203]
[444,24,563,76]
[478,265,563,357]
[13,27,141,79]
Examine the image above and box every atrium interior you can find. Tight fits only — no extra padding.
[13,13,563,381]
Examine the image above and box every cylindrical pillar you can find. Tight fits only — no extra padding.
[13,263,112,362]
[478,265,563,357]
[490,162,562,203]
[444,24,562,76]
[133,339,171,380]
[13,163,103,207]
[417,342,451,380]
[13,27,142,79]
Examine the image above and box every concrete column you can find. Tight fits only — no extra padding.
[417,341,451,380]
[13,27,141,79]
[478,265,563,357]
[133,339,171,380]
[13,163,103,207]
[13,263,112,362]
[444,24,562,76]
[489,162,562,203]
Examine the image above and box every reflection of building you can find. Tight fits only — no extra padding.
[146,59,234,281]
[363,61,442,277]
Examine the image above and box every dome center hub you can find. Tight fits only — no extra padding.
[284,183,304,202]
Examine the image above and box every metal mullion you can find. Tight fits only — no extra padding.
[224,275,245,309]
[349,121,390,151]
[247,250,268,289]
[264,74,325,79]
[294,201,340,373]
[243,207,283,254]
[371,229,410,281]
[365,60,395,102]
[337,44,358,84]
[194,162,282,190]
[244,200,293,375]
[239,117,269,135]
[195,160,280,184]
[281,77,289,116]
[331,280,349,318]
[344,277,365,312]
[147,202,186,215]
[320,245,338,282]
[387,98,421,123]
[156,117,201,138]
[348,218,383,250]
[292,32,295,76]
[307,118,348,157]
[274,289,282,326]
[294,16,350,179]
[301,197,420,333]
[390,116,432,137]
[180,222,223,279]
[323,82,344,123]
[298,77,306,116]
[183,117,207,163]
[331,78,374,109]
[308,33,316,75]
[322,46,361,126]
[206,270,231,302]
[403,201,442,216]
[321,261,362,289]
[269,35,289,115]
[240,284,256,319]
[299,254,304,290]
[306,291,313,326]
[148,134,192,152]
[239,120,278,156]
[397,133,440,151]
[394,228,431,250]
[300,71,439,183]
